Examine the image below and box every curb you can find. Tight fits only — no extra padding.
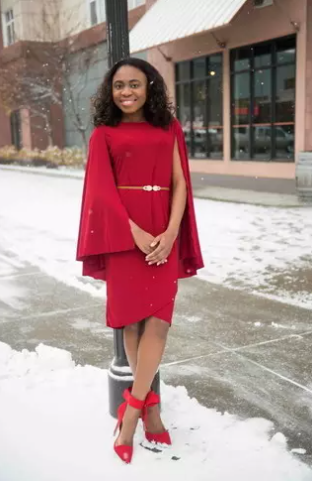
[1,164,310,208]
[0,164,84,180]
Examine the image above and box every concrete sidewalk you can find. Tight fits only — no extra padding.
[1,164,309,207]
[1,247,311,464]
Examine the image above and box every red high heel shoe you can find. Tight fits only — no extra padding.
[114,388,145,464]
[143,390,172,446]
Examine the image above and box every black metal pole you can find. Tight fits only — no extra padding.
[105,0,130,66]
[105,0,160,418]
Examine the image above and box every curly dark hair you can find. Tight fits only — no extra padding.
[92,57,175,128]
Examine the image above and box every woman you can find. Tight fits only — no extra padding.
[76,58,203,464]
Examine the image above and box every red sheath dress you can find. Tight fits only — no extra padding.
[76,119,204,329]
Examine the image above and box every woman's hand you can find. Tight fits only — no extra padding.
[145,229,177,266]
[131,224,155,255]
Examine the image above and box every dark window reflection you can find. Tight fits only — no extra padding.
[176,61,191,82]
[193,81,207,159]
[254,43,272,68]
[176,83,191,152]
[210,128,223,160]
[232,73,250,125]
[253,69,271,123]
[276,65,295,122]
[253,126,272,160]
[232,126,250,160]
[231,36,296,162]
[209,77,223,126]
[193,57,206,79]
[274,125,294,159]
[277,37,296,64]
[176,53,223,160]
[233,47,251,71]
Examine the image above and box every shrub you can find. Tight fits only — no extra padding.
[0,145,85,168]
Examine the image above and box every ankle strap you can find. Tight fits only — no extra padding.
[144,390,160,408]
[123,388,145,410]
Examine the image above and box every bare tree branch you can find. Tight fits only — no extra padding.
[0,0,102,154]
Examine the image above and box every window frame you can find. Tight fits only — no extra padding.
[230,35,296,162]
[87,0,106,27]
[1,8,15,47]
[175,53,224,160]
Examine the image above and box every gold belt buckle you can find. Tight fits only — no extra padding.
[143,185,161,191]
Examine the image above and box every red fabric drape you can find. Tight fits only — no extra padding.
[76,120,204,281]
[76,128,135,280]
[172,119,204,278]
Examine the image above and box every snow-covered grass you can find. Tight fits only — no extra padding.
[196,198,312,308]
[0,341,311,481]
[0,169,311,308]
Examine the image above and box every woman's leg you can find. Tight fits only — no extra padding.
[123,321,144,375]
[116,316,169,445]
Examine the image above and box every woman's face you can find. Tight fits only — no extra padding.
[112,65,147,115]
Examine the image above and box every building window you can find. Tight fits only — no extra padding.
[2,8,15,47]
[231,36,296,162]
[90,0,98,25]
[175,54,223,160]
[88,0,105,26]
[10,110,22,150]
[87,0,143,26]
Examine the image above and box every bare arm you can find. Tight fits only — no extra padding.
[146,138,187,265]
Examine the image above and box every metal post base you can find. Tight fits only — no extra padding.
[108,362,161,418]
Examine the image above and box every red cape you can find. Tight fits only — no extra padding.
[76,119,204,280]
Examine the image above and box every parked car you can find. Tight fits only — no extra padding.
[234,126,294,154]
[183,127,223,153]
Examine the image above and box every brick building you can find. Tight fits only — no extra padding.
[131,0,312,180]
[0,0,145,150]
[1,0,312,182]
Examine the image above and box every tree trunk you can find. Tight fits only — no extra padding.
[47,130,53,147]
[44,114,54,147]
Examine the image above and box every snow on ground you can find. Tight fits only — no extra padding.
[0,341,311,481]
[0,170,106,299]
[196,198,312,308]
[0,169,311,308]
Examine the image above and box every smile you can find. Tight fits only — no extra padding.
[120,99,137,106]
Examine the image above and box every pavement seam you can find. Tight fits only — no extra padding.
[233,352,312,395]
[7,303,104,323]
[210,340,312,395]
[227,329,312,350]
[161,348,230,368]
[162,329,312,369]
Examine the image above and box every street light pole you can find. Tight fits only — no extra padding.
[105,0,130,66]
[105,0,160,418]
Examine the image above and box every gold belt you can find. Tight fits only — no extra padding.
[117,185,170,192]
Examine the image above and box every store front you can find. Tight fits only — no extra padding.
[175,54,223,160]
[130,0,310,180]
[175,35,296,163]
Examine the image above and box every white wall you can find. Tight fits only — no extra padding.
[20,0,61,42]
[59,0,146,40]
[1,0,23,44]
[1,0,63,43]
[59,0,90,39]
[1,0,145,44]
